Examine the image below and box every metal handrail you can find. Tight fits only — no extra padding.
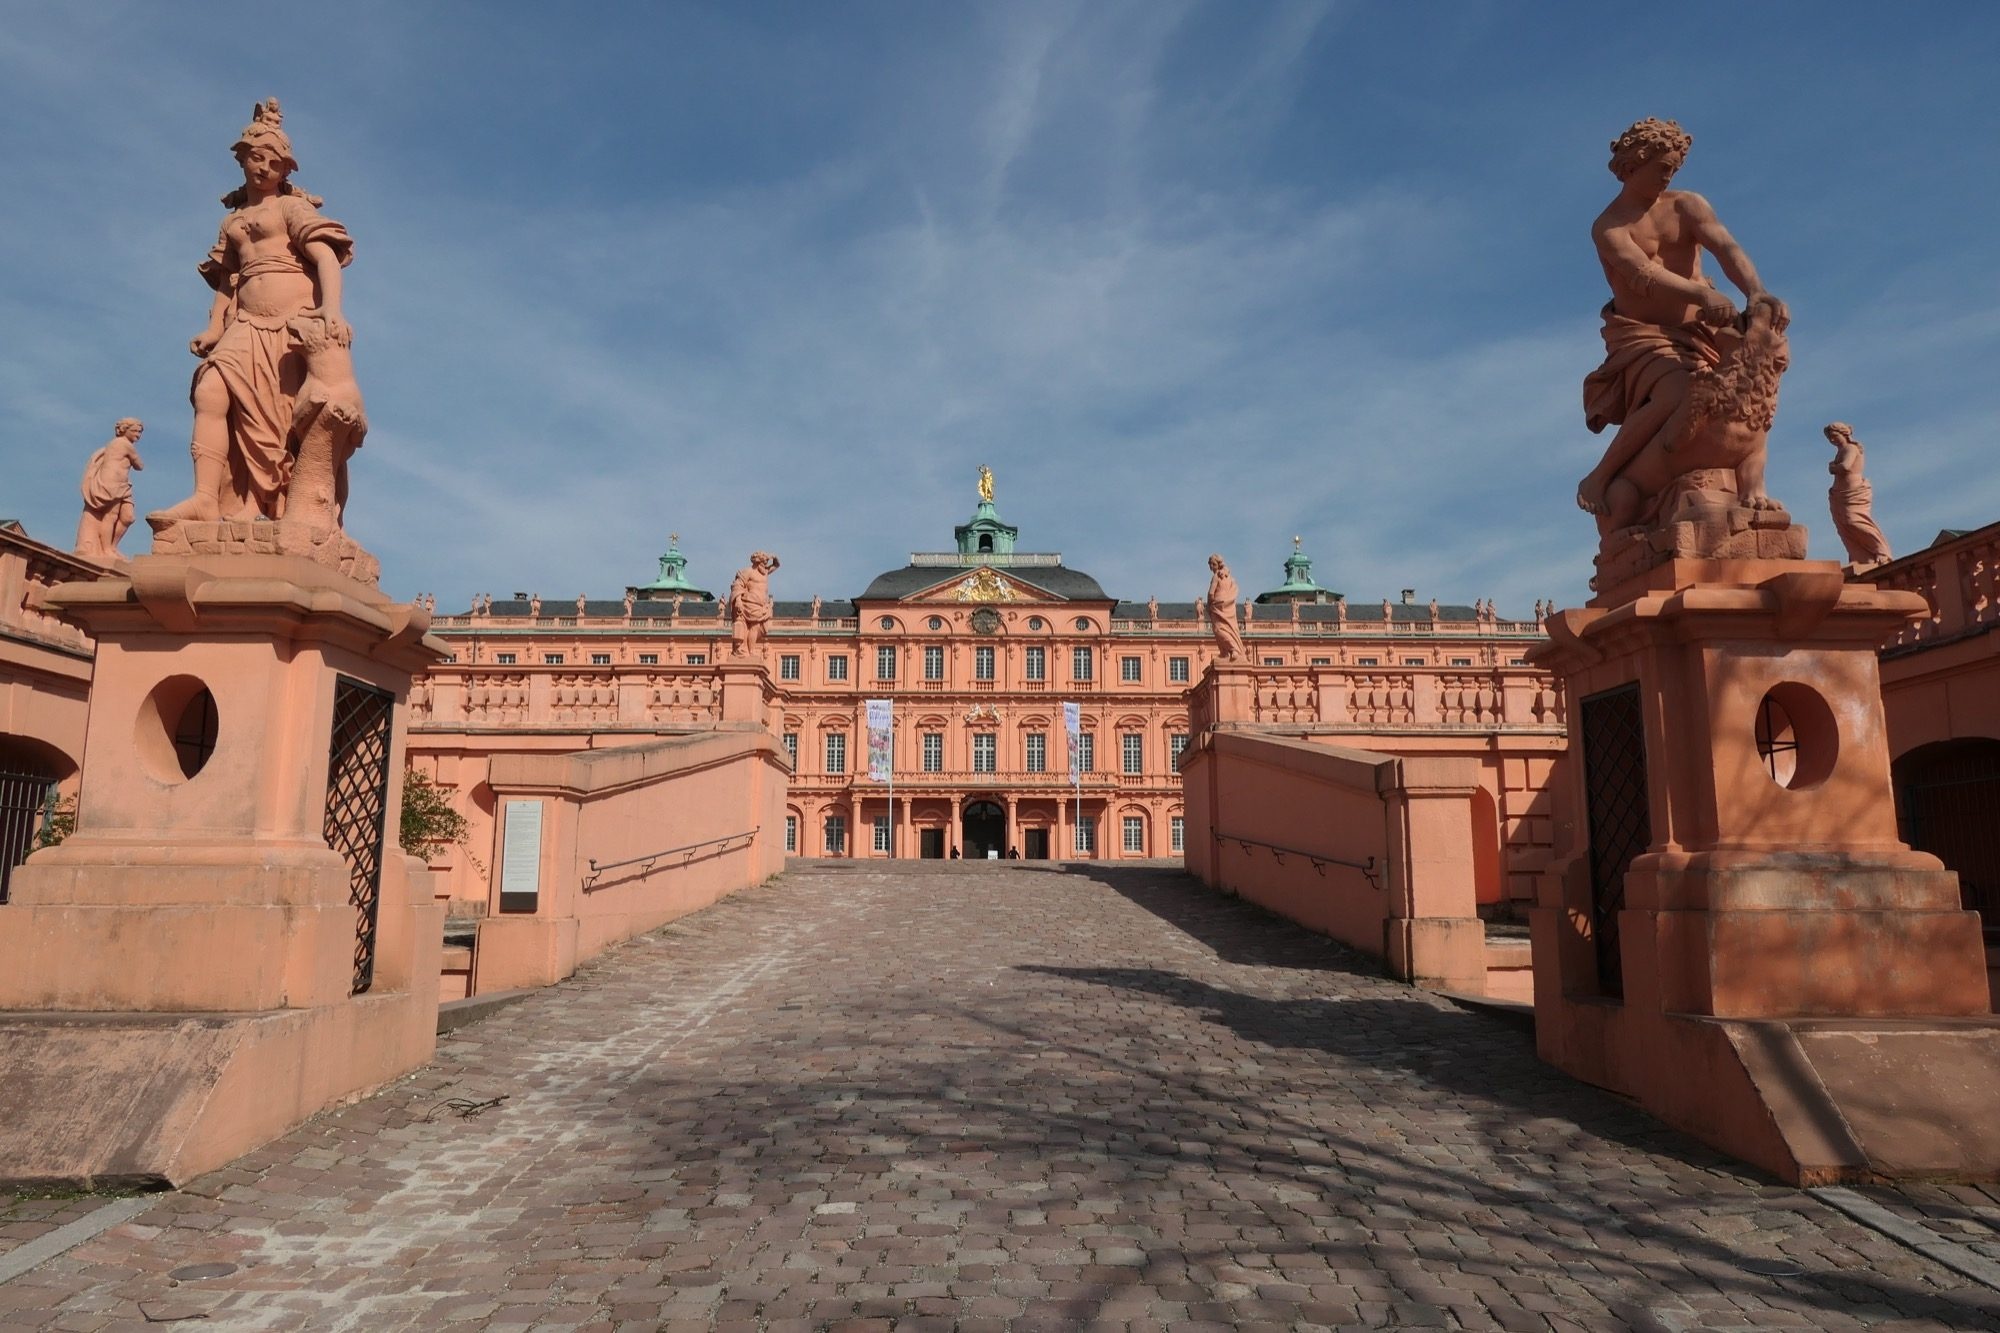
[585,827,758,887]
[1213,828,1382,889]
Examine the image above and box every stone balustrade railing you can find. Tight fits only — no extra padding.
[1190,661,1562,733]
[410,664,738,730]
[1865,524,2000,653]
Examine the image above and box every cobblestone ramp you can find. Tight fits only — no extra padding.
[2,862,1995,1331]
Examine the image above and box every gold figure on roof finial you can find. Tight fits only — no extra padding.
[977,464,994,504]
[1293,534,1302,552]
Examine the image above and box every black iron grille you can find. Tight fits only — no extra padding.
[1580,683,1650,998]
[0,769,58,904]
[325,677,395,994]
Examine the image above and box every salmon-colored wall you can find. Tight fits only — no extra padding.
[471,727,788,993]
[1182,727,1487,991]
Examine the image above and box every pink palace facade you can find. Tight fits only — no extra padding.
[407,489,1569,911]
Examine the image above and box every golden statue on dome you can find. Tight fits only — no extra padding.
[977,464,994,504]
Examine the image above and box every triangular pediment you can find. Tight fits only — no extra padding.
[901,567,1066,604]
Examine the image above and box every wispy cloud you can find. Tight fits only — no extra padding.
[3,3,1997,622]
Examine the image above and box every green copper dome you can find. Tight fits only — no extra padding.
[632,534,714,600]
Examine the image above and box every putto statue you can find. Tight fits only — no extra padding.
[1205,555,1242,661]
[149,99,364,541]
[1574,118,1802,586]
[1824,423,1893,569]
[75,419,145,563]
[729,552,780,657]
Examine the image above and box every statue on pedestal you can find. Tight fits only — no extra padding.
[1571,120,1803,587]
[75,419,145,562]
[1205,555,1242,661]
[729,551,779,658]
[1824,423,1892,569]
[148,100,370,569]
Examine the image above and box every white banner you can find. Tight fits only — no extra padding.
[1062,701,1081,782]
[865,698,894,782]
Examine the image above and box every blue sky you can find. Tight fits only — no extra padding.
[4,2,1997,615]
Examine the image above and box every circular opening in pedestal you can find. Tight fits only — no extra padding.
[1754,683,1837,790]
[136,675,220,781]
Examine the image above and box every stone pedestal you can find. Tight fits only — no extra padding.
[1528,560,1999,1183]
[0,553,448,1187]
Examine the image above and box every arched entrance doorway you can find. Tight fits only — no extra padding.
[1894,737,2000,939]
[962,800,1005,860]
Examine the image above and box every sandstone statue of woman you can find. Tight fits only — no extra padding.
[150,100,358,532]
[1206,555,1242,661]
[1825,422,1892,568]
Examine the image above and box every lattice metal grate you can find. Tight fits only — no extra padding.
[325,678,395,994]
[1580,684,1650,998]
[0,769,58,904]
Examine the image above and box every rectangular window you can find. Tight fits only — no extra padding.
[1026,732,1046,773]
[783,732,799,768]
[972,733,996,774]
[637,653,658,665]
[1310,656,1330,666]
[1510,658,1527,666]
[1074,815,1096,854]
[923,645,945,680]
[824,816,846,856]
[785,815,797,853]
[876,646,897,681]
[873,815,891,853]
[1168,657,1190,683]
[1357,657,1379,666]
[590,652,612,665]
[1120,656,1141,682]
[543,653,564,665]
[827,655,849,681]
[1449,657,1474,667]
[1171,815,1185,854]
[1072,647,1093,681]
[1077,733,1095,773]
[1121,733,1143,775]
[1263,657,1283,666]
[922,732,943,772]
[780,654,801,680]
[496,652,517,665]
[686,654,706,666]
[1403,657,1424,666]
[1123,816,1144,853]
[1170,733,1189,768]
[1025,646,1046,681]
[825,733,847,774]
[974,646,995,681]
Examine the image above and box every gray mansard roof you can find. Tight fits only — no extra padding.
[857,562,1110,602]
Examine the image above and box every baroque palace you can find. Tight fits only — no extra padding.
[406,477,1568,905]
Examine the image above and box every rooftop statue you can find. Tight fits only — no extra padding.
[729,551,780,658]
[75,419,145,563]
[1574,118,1802,586]
[1825,422,1893,569]
[149,99,364,541]
[1205,555,1242,661]
[977,464,994,505]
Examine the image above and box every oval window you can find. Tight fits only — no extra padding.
[927,616,944,630]
[878,617,896,630]
[1074,617,1093,631]
[1028,616,1044,630]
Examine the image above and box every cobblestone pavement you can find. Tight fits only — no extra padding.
[3,862,1997,1331]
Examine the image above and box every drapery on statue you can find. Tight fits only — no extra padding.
[1205,555,1242,661]
[1574,119,1802,583]
[977,464,994,504]
[75,419,145,562]
[729,552,780,657]
[1825,423,1893,569]
[149,99,364,538]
